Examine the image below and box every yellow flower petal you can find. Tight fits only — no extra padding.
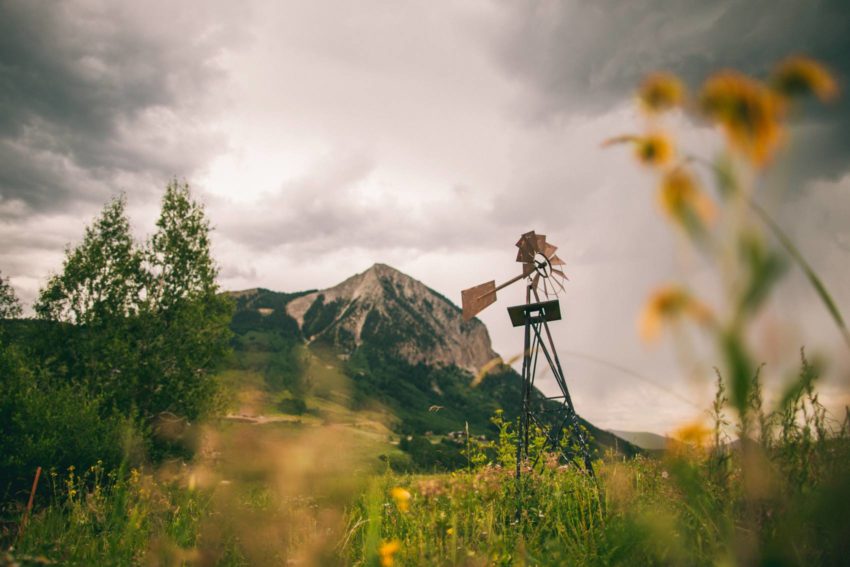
[390,487,411,512]
[639,285,713,342]
[771,55,838,102]
[658,168,715,228]
[672,420,712,448]
[635,132,675,168]
[699,71,786,166]
[638,72,686,113]
[379,539,401,567]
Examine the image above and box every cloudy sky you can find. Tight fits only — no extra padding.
[2,0,849,434]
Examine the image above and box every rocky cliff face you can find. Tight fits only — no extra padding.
[285,263,497,372]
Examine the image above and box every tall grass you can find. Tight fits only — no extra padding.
[343,373,850,566]
[5,353,848,565]
[9,463,212,565]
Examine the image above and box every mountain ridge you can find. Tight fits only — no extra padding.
[284,263,498,372]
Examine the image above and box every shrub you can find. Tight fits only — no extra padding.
[0,343,126,501]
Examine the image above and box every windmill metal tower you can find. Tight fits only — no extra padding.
[462,231,594,478]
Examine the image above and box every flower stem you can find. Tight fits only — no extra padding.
[747,199,850,350]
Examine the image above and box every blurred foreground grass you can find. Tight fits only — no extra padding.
[8,363,850,566]
[3,300,847,566]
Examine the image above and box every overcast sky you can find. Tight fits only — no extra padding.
[2,0,849,434]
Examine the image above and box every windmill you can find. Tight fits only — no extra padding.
[462,231,594,478]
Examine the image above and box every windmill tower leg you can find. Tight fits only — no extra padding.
[538,317,595,476]
[516,284,533,480]
[511,291,595,480]
[533,318,595,476]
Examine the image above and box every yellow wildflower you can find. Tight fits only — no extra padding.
[638,72,686,113]
[446,527,455,535]
[672,420,712,448]
[658,168,715,227]
[390,487,411,512]
[771,55,838,102]
[635,132,674,167]
[602,133,675,168]
[379,539,401,567]
[639,285,713,342]
[699,71,786,166]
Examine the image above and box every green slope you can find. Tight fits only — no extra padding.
[222,288,640,470]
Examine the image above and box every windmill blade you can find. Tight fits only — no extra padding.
[516,232,537,262]
[461,280,497,321]
[516,231,536,253]
[467,230,570,316]
[552,268,569,281]
[516,247,534,263]
[552,273,567,293]
[533,234,547,254]
[516,245,535,263]
[516,231,536,248]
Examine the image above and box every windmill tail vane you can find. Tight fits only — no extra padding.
[461,230,567,321]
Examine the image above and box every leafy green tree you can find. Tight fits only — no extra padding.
[140,180,233,422]
[147,180,219,310]
[35,195,145,324]
[29,183,232,462]
[34,196,145,407]
[0,269,23,319]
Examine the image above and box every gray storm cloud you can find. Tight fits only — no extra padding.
[494,0,850,184]
[0,0,243,212]
[1,0,847,432]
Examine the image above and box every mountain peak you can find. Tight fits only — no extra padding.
[367,262,398,273]
[285,264,496,371]
[360,263,405,285]
[362,263,418,286]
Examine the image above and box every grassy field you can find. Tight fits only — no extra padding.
[10,442,850,565]
[9,349,850,566]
